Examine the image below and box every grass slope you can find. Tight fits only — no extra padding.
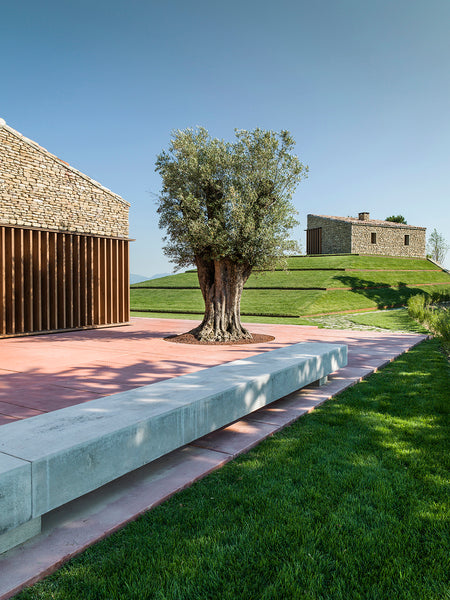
[131,255,450,318]
[16,338,450,600]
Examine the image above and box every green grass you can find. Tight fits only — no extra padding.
[282,255,441,270]
[346,309,430,333]
[304,285,450,315]
[131,288,322,317]
[132,265,447,291]
[16,338,450,600]
[130,256,450,318]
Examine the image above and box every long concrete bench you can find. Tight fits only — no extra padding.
[0,341,347,554]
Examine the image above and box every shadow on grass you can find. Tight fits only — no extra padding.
[334,274,450,309]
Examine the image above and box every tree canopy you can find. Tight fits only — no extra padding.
[427,229,449,265]
[385,215,407,224]
[155,127,308,341]
[155,127,308,271]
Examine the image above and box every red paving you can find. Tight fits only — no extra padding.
[0,318,428,599]
[0,317,426,426]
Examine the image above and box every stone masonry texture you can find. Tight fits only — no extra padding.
[307,214,426,257]
[0,121,129,238]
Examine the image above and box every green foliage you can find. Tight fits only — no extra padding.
[407,294,430,322]
[385,215,407,223]
[408,294,450,350]
[16,340,450,600]
[155,127,308,270]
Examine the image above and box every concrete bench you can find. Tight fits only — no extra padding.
[0,341,347,554]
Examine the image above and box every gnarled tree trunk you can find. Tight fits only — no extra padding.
[189,256,253,342]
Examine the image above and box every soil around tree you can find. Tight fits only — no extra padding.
[164,332,275,345]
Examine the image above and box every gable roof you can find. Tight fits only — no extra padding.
[0,118,129,207]
[308,214,425,230]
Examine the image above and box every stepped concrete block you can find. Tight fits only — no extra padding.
[0,342,347,553]
[0,454,34,547]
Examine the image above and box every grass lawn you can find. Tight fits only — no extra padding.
[304,284,450,315]
[283,255,441,270]
[15,338,450,600]
[131,288,322,317]
[130,256,450,319]
[346,309,430,332]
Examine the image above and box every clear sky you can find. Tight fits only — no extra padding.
[1,0,449,273]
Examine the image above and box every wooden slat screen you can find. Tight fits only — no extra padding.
[0,226,129,337]
[306,227,322,255]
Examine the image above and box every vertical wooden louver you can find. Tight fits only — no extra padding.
[0,225,129,337]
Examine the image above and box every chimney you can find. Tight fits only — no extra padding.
[358,212,370,221]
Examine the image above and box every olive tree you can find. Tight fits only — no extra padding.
[155,127,308,341]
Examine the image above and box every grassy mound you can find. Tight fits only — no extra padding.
[131,255,450,319]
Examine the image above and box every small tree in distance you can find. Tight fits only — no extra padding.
[156,127,308,342]
[427,229,449,265]
[385,215,407,224]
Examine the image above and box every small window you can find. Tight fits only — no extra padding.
[404,234,410,246]
[371,232,377,244]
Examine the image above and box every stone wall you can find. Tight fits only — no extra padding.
[307,214,426,257]
[351,223,426,257]
[307,215,352,254]
[0,120,129,238]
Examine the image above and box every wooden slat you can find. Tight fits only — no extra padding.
[0,227,5,335]
[65,234,73,329]
[86,236,94,326]
[100,238,107,325]
[93,237,101,325]
[117,240,124,323]
[57,234,66,329]
[72,235,81,328]
[32,230,42,331]
[124,241,130,320]
[14,228,24,332]
[79,236,85,325]
[5,228,15,334]
[104,238,111,324]
[23,229,33,332]
[48,232,58,330]
[112,239,119,323]
[41,231,51,331]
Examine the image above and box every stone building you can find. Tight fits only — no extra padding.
[0,118,130,337]
[306,212,426,257]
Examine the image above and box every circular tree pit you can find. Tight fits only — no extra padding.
[164,332,275,345]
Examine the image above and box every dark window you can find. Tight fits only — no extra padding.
[404,234,410,245]
[371,232,377,244]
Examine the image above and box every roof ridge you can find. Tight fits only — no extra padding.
[307,213,425,230]
[0,118,130,206]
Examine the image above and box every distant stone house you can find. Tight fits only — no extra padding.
[0,118,130,337]
[306,212,426,258]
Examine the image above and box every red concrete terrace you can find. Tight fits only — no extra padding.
[0,317,426,426]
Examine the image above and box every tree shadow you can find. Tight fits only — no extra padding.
[334,275,435,309]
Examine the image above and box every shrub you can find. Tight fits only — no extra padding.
[428,308,450,347]
[407,294,430,322]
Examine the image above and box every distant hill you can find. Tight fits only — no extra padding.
[130,255,450,319]
[130,273,170,284]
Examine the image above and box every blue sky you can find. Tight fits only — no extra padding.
[1,0,449,273]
